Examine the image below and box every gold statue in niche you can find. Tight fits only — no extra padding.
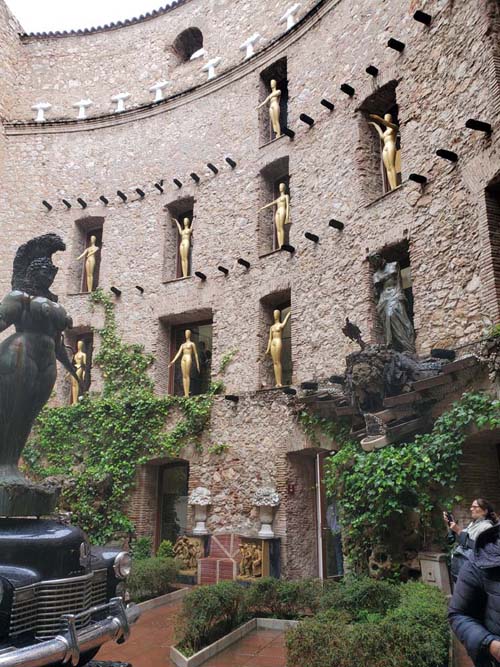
[257,79,282,139]
[169,329,200,397]
[368,113,400,191]
[70,340,86,404]
[266,309,291,387]
[258,183,290,249]
[238,543,263,578]
[77,235,100,292]
[175,217,193,278]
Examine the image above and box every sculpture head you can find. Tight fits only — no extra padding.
[278,182,286,194]
[273,309,280,322]
[368,252,386,270]
[12,233,65,301]
[25,257,58,291]
[185,329,192,340]
[90,235,97,244]
[384,113,393,124]
[77,340,84,352]
[183,217,190,228]
[270,79,277,90]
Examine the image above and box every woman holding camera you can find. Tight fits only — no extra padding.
[444,498,497,583]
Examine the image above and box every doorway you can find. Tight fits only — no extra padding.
[157,462,189,545]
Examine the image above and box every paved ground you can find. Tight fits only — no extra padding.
[97,604,287,667]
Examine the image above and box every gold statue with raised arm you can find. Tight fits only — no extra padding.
[258,182,290,249]
[175,217,193,278]
[368,113,400,191]
[77,235,99,292]
[257,79,282,139]
[169,329,200,396]
[70,340,87,404]
[266,309,291,387]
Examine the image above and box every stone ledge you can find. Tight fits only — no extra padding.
[137,585,190,613]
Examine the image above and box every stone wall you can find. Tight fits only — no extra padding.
[0,0,499,576]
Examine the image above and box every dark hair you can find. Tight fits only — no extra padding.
[476,498,498,523]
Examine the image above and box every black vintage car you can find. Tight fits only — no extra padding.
[0,518,139,667]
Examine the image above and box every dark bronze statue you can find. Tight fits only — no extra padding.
[0,234,77,515]
[368,253,416,354]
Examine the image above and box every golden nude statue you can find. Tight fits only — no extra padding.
[77,235,99,292]
[258,182,290,248]
[169,329,200,396]
[175,217,193,278]
[70,340,87,404]
[257,79,282,139]
[266,309,291,387]
[368,113,400,191]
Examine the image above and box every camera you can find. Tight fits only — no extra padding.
[446,511,454,525]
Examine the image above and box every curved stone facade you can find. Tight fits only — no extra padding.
[0,0,499,578]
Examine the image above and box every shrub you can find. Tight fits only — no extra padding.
[286,580,449,667]
[128,556,178,602]
[157,539,175,559]
[176,581,248,655]
[130,535,152,561]
[320,575,401,619]
[245,577,323,618]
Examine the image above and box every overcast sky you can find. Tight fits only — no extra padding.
[5,0,173,32]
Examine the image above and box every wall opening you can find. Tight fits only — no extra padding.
[71,217,104,294]
[484,180,500,314]
[64,328,94,404]
[260,289,292,388]
[156,461,189,545]
[357,81,402,201]
[259,58,288,144]
[258,157,290,255]
[173,27,203,62]
[164,197,194,281]
[166,318,213,396]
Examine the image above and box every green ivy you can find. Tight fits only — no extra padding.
[23,289,220,543]
[218,349,238,375]
[298,410,350,447]
[323,392,500,572]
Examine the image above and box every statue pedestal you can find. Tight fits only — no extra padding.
[0,479,59,517]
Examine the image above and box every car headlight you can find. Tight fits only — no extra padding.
[113,551,131,579]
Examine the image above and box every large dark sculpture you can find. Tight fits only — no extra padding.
[368,253,416,353]
[0,234,77,515]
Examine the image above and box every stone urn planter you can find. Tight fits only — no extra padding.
[253,487,280,538]
[188,486,211,535]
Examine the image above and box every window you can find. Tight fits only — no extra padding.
[164,197,194,281]
[258,157,290,255]
[173,27,203,62]
[260,290,292,388]
[357,81,402,201]
[65,329,93,402]
[259,58,288,145]
[157,462,189,544]
[169,321,213,396]
[484,181,500,316]
[70,217,104,293]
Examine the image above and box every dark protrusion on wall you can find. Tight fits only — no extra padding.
[301,381,318,390]
[329,219,345,230]
[173,178,183,188]
[62,199,72,209]
[320,98,335,111]
[340,83,355,96]
[217,265,229,275]
[42,200,53,211]
[413,10,432,26]
[299,113,315,126]
[225,157,237,168]
[135,188,145,198]
[465,119,492,134]
[207,163,219,174]
[387,38,405,52]
[117,190,128,202]
[237,258,251,269]
[281,244,295,253]
[366,65,379,77]
[190,172,200,183]
[436,149,458,162]
[135,285,144,294]
[329,375,345,385]
[408,173,428,185]
[110,286,122,297]
[304,232,319,243]
[225,394,239,403]
[195,271,207,281]
[430,348,456,360]
[283,127,295,139]
[77,198,87,209]
[154,183,164,193]
[282,387,297,395]
[99,195,109,205]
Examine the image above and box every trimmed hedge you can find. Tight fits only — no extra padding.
[286,580,449,667]
[128,556,178,602]
[245,577,323,619]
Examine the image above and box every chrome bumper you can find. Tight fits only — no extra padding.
[0,598,141,667]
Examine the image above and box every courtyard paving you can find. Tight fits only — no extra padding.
[97,603,287,667]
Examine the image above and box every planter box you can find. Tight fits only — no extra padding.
[137,585,190,612]
[170,617,298,667]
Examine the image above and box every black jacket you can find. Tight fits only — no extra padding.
[449,524,500,667]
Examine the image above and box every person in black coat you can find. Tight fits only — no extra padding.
[449,522,500,666]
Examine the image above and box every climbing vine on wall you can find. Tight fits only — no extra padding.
[322,391,500,573]
[23,289,221,543]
